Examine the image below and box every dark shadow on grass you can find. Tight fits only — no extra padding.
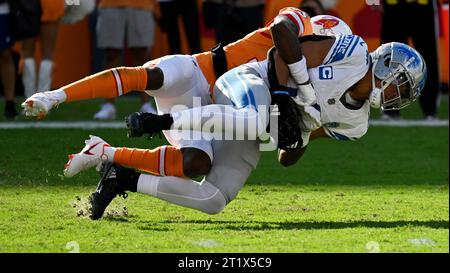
[156,219,449,231]
[102,214,138,222]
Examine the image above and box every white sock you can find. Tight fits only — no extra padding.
[23,58,36,98]
[136,174,227,214]
[50,88,68,104]
[137,174,160,197]
[38,60,53,92]
[102,146,116,162]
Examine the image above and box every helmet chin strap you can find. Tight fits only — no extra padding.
[369,56,383,109]
[369,88,382,109]
[369,56,397,110]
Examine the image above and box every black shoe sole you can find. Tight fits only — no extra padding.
[89,163,117,220]
[89,192,105,220]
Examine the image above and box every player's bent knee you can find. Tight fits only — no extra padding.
[142,65,164,90]
[182,148,212,178]
[202,190,227,215]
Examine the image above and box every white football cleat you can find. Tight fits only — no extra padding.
[21,91,62,119]
[94,103,116,120]
[64,135,111,178]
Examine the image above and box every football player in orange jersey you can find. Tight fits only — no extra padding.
[22,7,314,181]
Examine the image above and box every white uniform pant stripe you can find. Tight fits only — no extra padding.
[285,11,304,35]
[159,146,167,176]
[112,69,123,96]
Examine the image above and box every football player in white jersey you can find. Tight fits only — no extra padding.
[63,30,426,219]
[123,35,426,165]
[25,12,426,219]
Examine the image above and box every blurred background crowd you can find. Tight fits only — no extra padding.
[0,0,448,121]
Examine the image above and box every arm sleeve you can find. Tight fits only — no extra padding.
[277,7,313,37]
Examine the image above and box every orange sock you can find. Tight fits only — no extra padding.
[113,146,185,177]
[63,66,148,102]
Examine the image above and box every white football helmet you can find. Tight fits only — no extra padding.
[311,15,352,36]
[370,42,427,111]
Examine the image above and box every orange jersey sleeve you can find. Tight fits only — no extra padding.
[225,7,312,70]
[223,27,275,69]
[193,28,274,89]
[266,7,313,37]
[194,7,312,89]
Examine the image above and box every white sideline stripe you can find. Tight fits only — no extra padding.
[0,122,126,129]
[369,119,449,127]
[0,119,448,129]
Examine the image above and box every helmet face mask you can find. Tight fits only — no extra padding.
[370,43,427,111]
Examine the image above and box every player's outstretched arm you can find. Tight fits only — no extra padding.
[21,66,162,119]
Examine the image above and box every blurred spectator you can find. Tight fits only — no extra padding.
[21,0,64,98]
[380,0,440,120]
[264,0,300,23]
[300,0,339,16]
[0,0,17,119]
[264,0,338,24]
[316,0,339,13]
[158,0,202,54]
[204,0,266,45]
[300,0,326,16]
[94,0,157,120]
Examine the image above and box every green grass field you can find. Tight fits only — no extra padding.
[0,97,448,253]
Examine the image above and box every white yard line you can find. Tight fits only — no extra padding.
[369,119,449,127]
[0,121,125,129]
[0,120,448,129]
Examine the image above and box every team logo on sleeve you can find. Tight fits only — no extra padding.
[319,66,334,80]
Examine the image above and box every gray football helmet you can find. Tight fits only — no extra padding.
[370,42,427,111]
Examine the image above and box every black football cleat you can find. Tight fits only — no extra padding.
[89,163,139,220]
[125,112,173,138]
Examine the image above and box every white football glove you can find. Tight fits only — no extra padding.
[296,83,317,106]
[298,105,322,132]
[295,105,322,148]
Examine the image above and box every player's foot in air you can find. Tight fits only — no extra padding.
[89,163,139,220]
[21,91,62,119]
[126,112,173,138]
[64,135,110,178]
